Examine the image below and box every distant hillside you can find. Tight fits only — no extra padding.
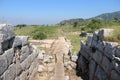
[59,11,120,25]
[59,18,87,25]
[91,11,120,20]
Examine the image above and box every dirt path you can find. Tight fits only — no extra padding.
[33,37,82,80]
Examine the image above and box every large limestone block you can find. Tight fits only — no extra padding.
[29,60,37,75]
[30,49,39,63]
[0,44,3,55]
[15,77,20,80]
[94,65,108,80]
[20,45,30,62]
[86,35,93,47]
[21,55,31,71]
[115,48,120,58]
[104,42,118,59]
[91,39,98,48]
[112,60,120,74]
[12,36,22,47]
[93,51,103,65]
[3,48,14,65]
[80,43,91,60]
[98,29,114,40]
[20,70,29,80]
[0,24,15,42]
[110,70,120,80]
[16,62,23,76]
[0,55,8,76]
[101,56,113,75]
[1,64,16,80]
[89,60,97,80]
[96,41,105,52]
[12,36,28,47]
[78,55,88,73]
[93,32,98,41]
[20,36,28,46]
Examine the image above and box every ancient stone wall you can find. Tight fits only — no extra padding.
[0,24,39,80]
[76,29,120,80]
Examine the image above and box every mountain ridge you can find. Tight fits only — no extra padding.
[59,11,120,25]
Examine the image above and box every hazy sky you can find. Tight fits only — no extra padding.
[0,0,120,25]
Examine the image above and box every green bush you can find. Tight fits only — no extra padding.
[81,19,103,33]
[32,32,47,40]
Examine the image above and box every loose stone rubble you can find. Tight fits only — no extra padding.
[76,29,120,80]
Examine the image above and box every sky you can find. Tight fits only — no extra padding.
[0,0,120,25]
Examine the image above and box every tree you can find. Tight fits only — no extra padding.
[86,19,103,32]
[73,22,78,27]
[15,24,27,29]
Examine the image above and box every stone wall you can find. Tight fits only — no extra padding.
[76,29,120,80]
[0,24,39,80]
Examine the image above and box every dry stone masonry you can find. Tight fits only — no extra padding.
[76,29,120,80]
[0,24,39,80]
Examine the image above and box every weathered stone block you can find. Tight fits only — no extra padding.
[29,62,35,75]
[104,45,114,59]
[12,36,22,47]
[78,55,88,73]
[94,65,108,80]
[15,77,20,80]
[2,40,9,51]
[21,55,31,71]
[1,64,16,80]
[112,60,120,74]
[20,45,30,62]
[20,36,28,46]
[93,51,103,65]
[30,50,38,63]
[0,24,15,42]
[3,48,14,65]
[115,48,120,58]
[86,35,93,47]
[0,44,3,55]
[80,44,91,60]
[96,42,105,52]
[93,32,98,41]
[89,60,97,80]
[110,70,120,80]
[98,29,114,41]
[0,55,8,76]
[16,63,23,76]
[80,49,90,60]
[102,56,113,75]
[20,70,29,80]
[91,40,98,48]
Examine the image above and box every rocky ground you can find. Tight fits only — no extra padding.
[32,37,82,80]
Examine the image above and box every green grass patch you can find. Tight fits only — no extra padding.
[66,34,86,54]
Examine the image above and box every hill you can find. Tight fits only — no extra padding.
[92,11,120,20]
[59,11,120,25]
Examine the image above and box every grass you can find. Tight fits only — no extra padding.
[14,25,85,54]
[66,34,86,54]
[14,23,120,54]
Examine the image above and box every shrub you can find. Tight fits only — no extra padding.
[81,19,103,33]
[32,32,47,40]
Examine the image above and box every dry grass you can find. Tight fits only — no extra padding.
[103,26,120,43]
